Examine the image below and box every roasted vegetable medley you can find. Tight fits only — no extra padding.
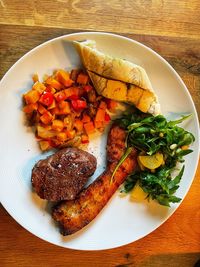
[23,69,117,151]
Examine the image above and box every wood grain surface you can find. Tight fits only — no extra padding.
[0,1,200,266]
[0,0,200,38]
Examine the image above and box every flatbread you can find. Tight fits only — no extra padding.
[74,40,161,115]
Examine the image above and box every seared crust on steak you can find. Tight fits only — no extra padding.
[52,125,137,235]
[31,147,97,201]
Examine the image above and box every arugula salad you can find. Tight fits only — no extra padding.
[114,111,195,206]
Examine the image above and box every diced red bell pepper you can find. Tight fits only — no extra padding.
[71,99,87,110]
[39,92,54,107]
[83,85,92,92]
[105,112,111,123]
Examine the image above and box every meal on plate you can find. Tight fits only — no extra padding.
[22,39,195,235]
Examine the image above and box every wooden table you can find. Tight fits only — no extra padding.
[0,1,200,266]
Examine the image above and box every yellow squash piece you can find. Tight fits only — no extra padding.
[130,182,147,202]
[88,71,127,101]
[138,152,164,170]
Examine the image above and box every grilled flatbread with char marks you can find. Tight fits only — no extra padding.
[74,40,160,115]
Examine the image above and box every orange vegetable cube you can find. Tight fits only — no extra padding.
[38,104,47,114]
[57,131,68,142]
[84,121,95,135]
[64,87,79,99]
[46,86,56,94]
[58,100,68,109]
[94,120,104,129]
[37,125,56,139]
[52,120,64,132]
[54,91,67,102]
[23,103,38,113]
[59,101,71,115]
[77,73,89,85]
[40,111,53,125]
[56,70,73,87]
[99,101,107,110]
[32,74,39,83]
[24,90,40,104]
[32,82,46,94]
[66,130,76,139]
[82,114,91,123]
[50,107,60,115]
[39,140,51,151]
[63,116,73,130]
[95,108,106,122]
[45,77,62,90]
[81,134,89,144]
[74,119,83,132]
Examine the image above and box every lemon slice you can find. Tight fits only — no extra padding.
[138,152,164,170]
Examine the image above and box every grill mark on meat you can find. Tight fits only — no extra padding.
[52,124,137,235]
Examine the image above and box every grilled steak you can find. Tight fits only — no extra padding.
[52,125,137,235]
[31,147,97,201]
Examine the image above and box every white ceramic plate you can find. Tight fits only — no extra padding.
[0,32,199,251]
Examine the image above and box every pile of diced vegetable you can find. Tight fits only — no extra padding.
[23,69,117,151]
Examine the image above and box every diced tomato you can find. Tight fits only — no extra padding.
[71,99,87,110]
[83,85,92,92]
[39,92,54,107]
[105,112,111,123]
